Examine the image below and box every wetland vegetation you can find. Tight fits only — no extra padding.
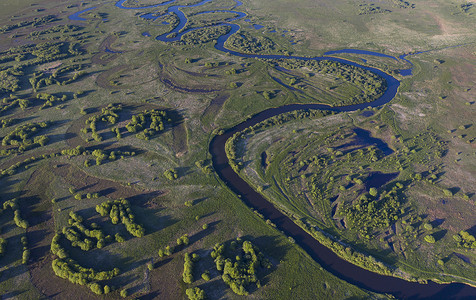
[0,0,475,299]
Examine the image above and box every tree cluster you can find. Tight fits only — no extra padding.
[344,186,404,238]
[0,238,6,256]
[28,24,83,39]
[2,198,29,228]
[226,109,332,171]
[276,58,387,106]
[0,15,57,33]
[185,287,206,300]
[175,25,230,46]
[2,121,50,154]
[164,168,178,180]
[52,258,118,287]
[62,211,108,250]
[96,199,145,237]
[453,231,476,249]
[227,31,277,54]
[83,104,122,142]
[211,239,270,296]
[182,252,200,284]
[0,95,30,115]
[125,109,171,140]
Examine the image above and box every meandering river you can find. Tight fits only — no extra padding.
[70,1,476,298]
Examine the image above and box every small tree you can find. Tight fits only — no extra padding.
[424,235,436,243]
[369,188,378,197]
[185,287,206,300]
[443,189,453,197]
[201,271,211,281]
[89,283,103,295]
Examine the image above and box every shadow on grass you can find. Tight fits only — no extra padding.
[138,290,162,300]
[153,257,172,269]
[433,229,447,242]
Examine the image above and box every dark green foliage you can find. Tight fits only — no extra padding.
[51,233,68,259]
[226,109,332,171]
[36,92,69,109]
[201,270,211,281]
[276,58,387,106]
[195,160,213,174]
[84,104,122,142]
[63,211,106,250]
[164,168,178,180]
[0,68,21,93]
[0,238,6,256]
[183,252,195,284]
[28,25,83,39]
[358,4,391,15]
[0,15,58,33]
[175,25,230,45]
[453,231,476,249]
[89,282,103,295]
[0,118,16,128]
[1,121,50,155]
[391,0,415,9]
[52,258,119,286]
[211,239,270,295]
[115,233,126,243]
[22,249,30,264]
[125,109,171,140]
[424,235,436,244]
[96,199,145,237]
[186,287,206,300]
[2,198,29,228]
[227,31,277,54]
[177,234,189,246]
[344,188,403,237]
[0,95,30,115]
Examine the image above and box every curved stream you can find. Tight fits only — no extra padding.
[100,1,476,298]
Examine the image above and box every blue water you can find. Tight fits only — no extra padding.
[253,24,264,30]
[233,0,243,7]
[68,7,97,21]
[142,32,151,37]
